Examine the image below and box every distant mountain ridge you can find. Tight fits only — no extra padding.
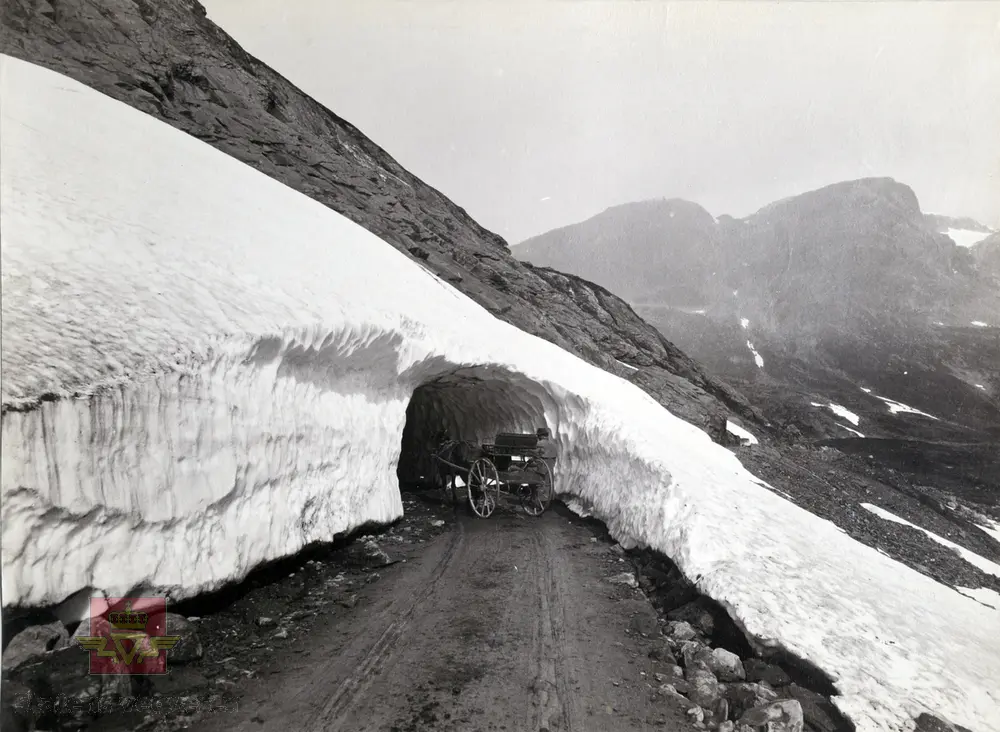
[516,178,998,335]
[517,179,1000,441]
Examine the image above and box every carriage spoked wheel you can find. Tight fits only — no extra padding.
[520,458,553,516]
[467,458,500,518]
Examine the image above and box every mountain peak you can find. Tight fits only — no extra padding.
[753,177,921,221]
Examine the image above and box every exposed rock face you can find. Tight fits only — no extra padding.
[971,233,1000,279]
[0,0,757,437]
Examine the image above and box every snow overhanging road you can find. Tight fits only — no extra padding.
[2,57,999,732]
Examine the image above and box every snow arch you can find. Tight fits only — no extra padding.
[397,366,551,487]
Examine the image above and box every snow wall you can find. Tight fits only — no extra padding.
[2,56,998,732]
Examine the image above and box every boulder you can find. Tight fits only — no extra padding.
[783,684,843,732]
[658,683,690,704]
[681,641,714,670]
[686,665,723,709]
[666,620,699,642]
[688,706,706,724]
[666,599,717,636]
[739,700,804,732]
[710,648,746,682]
[744,659,791,687]
[161,613,203,664]
[725,682,779,719]
[608,572,639,588]
[648,639,678,664]
[2,622,69,672]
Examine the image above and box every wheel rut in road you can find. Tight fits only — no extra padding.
[195,508,696,732]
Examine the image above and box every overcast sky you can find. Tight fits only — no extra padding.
[202,1,1000,243]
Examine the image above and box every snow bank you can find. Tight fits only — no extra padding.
[4,57,1000,732]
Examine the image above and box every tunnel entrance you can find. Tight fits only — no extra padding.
[396,366,552,490]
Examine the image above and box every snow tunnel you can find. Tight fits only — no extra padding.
[397,365,553,489]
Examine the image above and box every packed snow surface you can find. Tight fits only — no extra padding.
[614,359,639,372]
[740,317,750,329]
[945,228,992,248]
[838,424,865,438]
[810,402,861,426]
[971,321,989,328]
[861,504,1000,579]
[724,420,758,446]
[4,57,1000,732]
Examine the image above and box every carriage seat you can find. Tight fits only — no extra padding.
[494,432,539,450]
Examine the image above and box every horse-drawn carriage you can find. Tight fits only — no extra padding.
[431,429,555,518]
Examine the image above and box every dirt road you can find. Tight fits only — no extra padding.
[194,507,695,732]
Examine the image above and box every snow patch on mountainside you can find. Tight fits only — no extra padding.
[945,228,992,248]
[4,57,1000,732]
[811,402,861,426]
[861,504,1000,579]
[861,390,940,421]
[725,420,758,445]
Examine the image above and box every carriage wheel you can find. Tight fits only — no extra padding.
[467,458,500,518]
[520,458,553,516]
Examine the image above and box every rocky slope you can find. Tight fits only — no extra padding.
[0,0,756,437]
[972,233,1000,279]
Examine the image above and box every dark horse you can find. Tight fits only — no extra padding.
[430,435,481,505]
